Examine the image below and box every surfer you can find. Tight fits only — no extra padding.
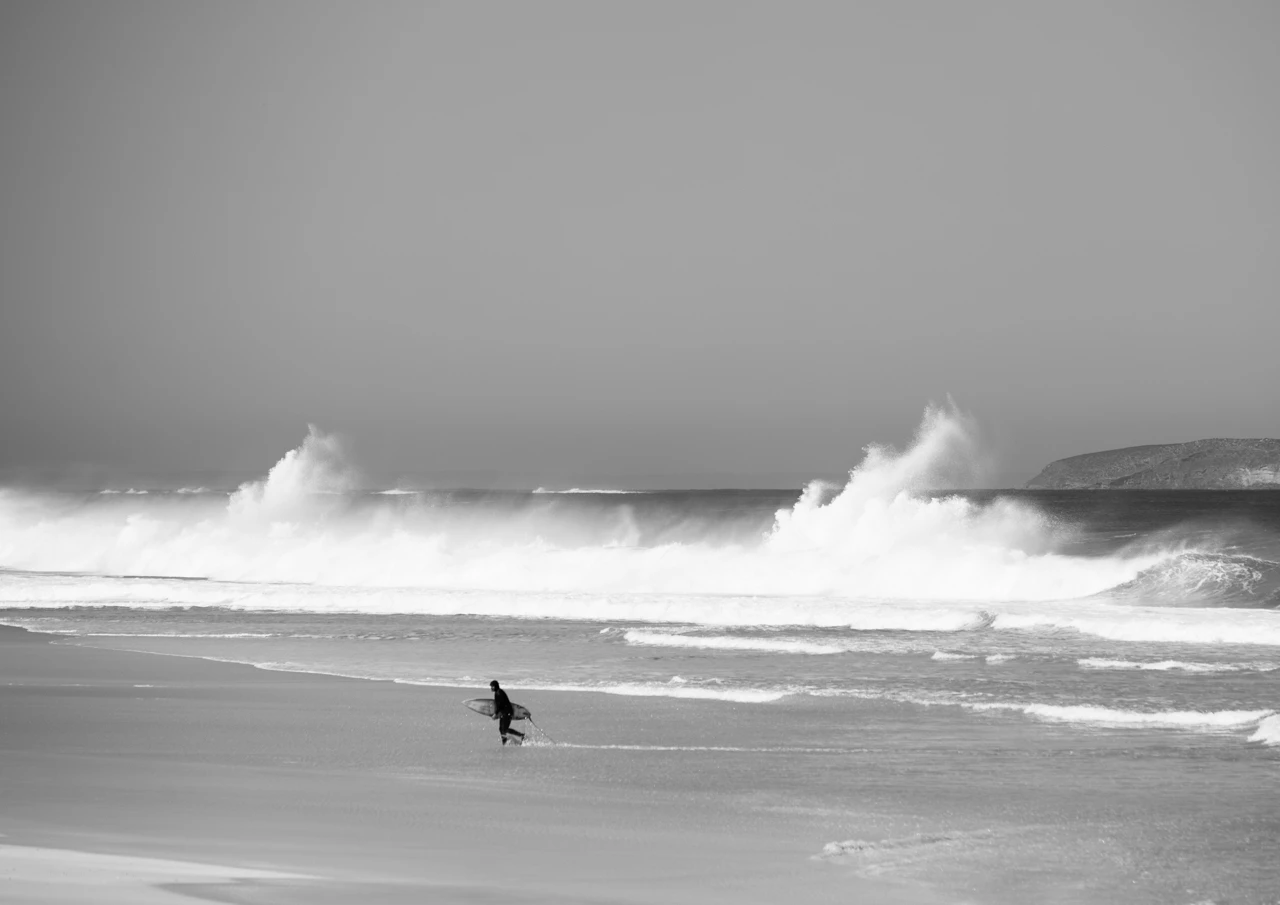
[490,680,525,745]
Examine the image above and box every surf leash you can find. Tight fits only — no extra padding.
[527,716,558,745]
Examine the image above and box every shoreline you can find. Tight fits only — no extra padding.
[5,621,1278,903]
[0,624,941,905]
[21,623,1279,748]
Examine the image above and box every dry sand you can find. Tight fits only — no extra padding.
[0,626,940,904]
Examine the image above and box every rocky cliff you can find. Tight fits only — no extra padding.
[1026,439,1280,489]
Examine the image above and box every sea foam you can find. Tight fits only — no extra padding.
[624,630,849,655]
[0,407,1272,626]
[967,702,1275,732]
[1077,658,1277,674]
[993,608,1280,647]
[1249,714,1280,746]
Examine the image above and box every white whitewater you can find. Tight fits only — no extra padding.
[0,407,1170,602]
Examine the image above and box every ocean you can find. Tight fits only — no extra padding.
[1,418,1278,902]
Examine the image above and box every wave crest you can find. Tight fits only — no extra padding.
[227,425,354,521]
[1249,714,1280,746]
[0,408,1270,614]
[968,702,1276,733]
[1103,552,1280,606]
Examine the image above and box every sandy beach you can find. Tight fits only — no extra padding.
[4,610,1277,905]
[0,625,944,905]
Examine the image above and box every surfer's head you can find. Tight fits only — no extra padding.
[490,680,499,690]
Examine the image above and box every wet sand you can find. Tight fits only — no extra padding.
[0,626,938,905]
[6,622,1277,904]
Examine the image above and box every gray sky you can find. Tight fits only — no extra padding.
[1,1,1277,488]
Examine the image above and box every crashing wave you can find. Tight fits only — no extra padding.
[625,631,848,654]
[967,701,1275,733]
[1078,657,1277,674]
[1101,552,1280,607]
[226,425,354,521]
[1249,714,1280,746]
[992,608,1280,647]
[0,408,1273,616]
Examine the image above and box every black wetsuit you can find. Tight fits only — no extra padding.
[494,687,524,742]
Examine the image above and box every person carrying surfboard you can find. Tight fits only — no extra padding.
[490,680,525,746]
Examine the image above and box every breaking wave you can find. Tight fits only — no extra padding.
[1078,657,1278,674]
[1250,714,1280,746]
[1104,552,1280,606]
[1,406,1277,627]
[991,608,1280,646]
[966,702,1276,734]
[821,685,1280,742]
[624,630,856,655]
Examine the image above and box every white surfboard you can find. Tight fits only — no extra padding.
[463,698,531,721]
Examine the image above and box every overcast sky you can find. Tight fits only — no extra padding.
[1,1,1277,488]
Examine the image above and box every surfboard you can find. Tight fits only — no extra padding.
[463,698,531,721]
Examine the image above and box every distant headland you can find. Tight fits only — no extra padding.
[1026,439,1280,489]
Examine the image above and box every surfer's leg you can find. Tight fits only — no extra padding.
[499,714,512,743]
